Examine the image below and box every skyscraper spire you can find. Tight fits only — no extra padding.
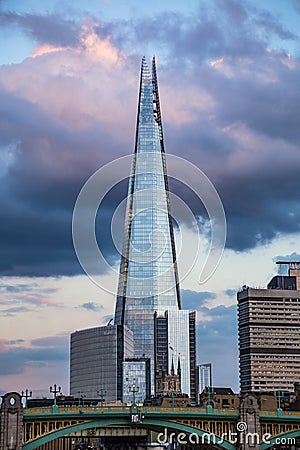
[114,57,195,397]
[115,57,180,312]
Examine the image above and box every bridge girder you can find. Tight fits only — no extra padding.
[22,417,236,450]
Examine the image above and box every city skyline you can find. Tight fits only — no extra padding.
[70,56,197,401]
[1,0,300,397]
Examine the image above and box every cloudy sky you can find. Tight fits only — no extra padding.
[1,0,300,398]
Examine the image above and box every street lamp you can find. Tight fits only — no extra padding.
[206,386,215,409]
[97,388,106,407]
[275,390,283,411]
[50,384,61,406]
[77,391,86,408]
[129,378,139,406]
[21,389,32,408]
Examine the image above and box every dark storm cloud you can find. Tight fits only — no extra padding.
[0,0,299,276]
[0,86,129,276]
[0,341,68,375]
[0,10,80,47]
[163,51,300,250]
[104,0,297,67]
[118,4,299,253]
[210,59,300,143]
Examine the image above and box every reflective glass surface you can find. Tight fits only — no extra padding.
[167,310,190,396]
[115,58,182,394]
[122,359,151,404]
[70,325,134,401]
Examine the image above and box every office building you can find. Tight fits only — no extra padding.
[154,310,196,399]
[197,363,212,395]
[70,325,133,401]
[122,358,151,404]
[114,56,196,396]
[189,311,197,401]
[238,261,300,393]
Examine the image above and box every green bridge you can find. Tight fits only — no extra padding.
[1,392,300,450]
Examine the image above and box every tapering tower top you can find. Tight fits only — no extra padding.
[151,56,164,139]
[114,57,181,393]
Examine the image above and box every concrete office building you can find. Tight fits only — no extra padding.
[70,325,133,401]
[238,261,300,393]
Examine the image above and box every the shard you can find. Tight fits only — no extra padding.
[115,57,196,398]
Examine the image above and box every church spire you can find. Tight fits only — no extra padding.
[177,355,181,379]
[171,357,175,376]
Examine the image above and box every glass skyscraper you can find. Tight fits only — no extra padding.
[115,57,196,398]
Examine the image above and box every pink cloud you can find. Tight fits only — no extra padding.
[0,18,135,135]
[0,281,62,317]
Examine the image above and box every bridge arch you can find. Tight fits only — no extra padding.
[260,428,300,449]
[23,417,236,450]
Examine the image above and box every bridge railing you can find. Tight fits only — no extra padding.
[23,405,240,417]
[260,410,300,418]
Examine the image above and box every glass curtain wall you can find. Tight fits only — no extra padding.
[115,57,180,392]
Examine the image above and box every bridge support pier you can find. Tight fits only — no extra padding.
[238,393,260,450]
[0,392,23,450]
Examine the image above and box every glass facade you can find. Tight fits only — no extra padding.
[70,325,134,401]
[198,363,212,394]
[189,311,197,401]
[167,310,190,395]
[154,310,196,397]
[122,358,151,404]
[114,57,181,392]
